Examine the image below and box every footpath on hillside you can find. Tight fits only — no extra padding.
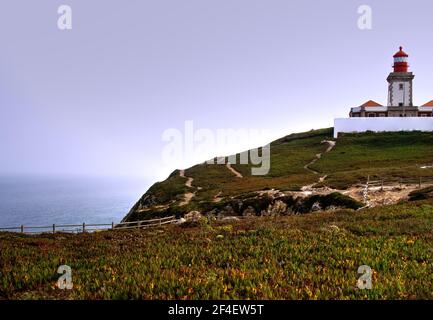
[179,170,195,206]
[302,140,336,187]
[298,139,432,207]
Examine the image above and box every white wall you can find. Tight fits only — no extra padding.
[389,81,410,106]
[334,118,433,138]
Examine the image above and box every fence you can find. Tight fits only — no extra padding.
[362,175,433,205]
[366,176,433,189]
[0,215,177,235]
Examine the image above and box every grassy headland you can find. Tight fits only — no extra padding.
[125,129,433,221]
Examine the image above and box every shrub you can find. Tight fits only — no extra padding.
[298,192,363,213]
[409,186,433,201]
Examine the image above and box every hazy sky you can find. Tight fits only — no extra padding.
[1,0,433,181]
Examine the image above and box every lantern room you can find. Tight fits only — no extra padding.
[393,46,409,73]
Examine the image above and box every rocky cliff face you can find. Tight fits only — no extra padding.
[123,186,363,222]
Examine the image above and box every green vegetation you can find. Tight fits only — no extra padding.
[126,128,336,220]
[2,129,433,300]
[2,199,433,300]
[126,129,433,221]
[311,131,433,189]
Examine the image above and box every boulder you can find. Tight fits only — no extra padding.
[184,211,202,222]
[311,201,322,211]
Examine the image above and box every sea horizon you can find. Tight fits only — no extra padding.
[0,174,151,228]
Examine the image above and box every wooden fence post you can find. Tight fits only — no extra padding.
[82,223,86,233]
[21,225,24,233]
[53,224,56,234]
[112,222,114,229]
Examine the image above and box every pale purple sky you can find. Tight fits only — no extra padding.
[1,0,433,181]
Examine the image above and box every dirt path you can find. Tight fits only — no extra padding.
[303,140,336,185]
[226,162,243,178]
[179,192,195,206]
[179,170,194,188]
[179,170,195,206]
[304,154,322,174]
[323,140,336,153]
[213,191,223,203]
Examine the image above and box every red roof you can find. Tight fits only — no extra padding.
[422,100,433,107]
[360,100,383,107]
[394,46,409,58]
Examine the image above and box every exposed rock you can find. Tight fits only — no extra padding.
[311,201,322,211]
[184,211,202,222]
[267,200,288,215]
[221,216,240,222]
[175,218,187,225]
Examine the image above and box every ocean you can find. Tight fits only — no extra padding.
[0,175,151,228]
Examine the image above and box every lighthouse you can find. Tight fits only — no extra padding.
[335,46,433,138]
[349,46,433,117]
[386,46,415,113]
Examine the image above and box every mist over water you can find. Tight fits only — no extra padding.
[0,175,150,227]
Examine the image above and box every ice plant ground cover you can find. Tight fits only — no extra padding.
[1,199,433,299]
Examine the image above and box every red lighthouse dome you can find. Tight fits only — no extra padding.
[393,46,409,73]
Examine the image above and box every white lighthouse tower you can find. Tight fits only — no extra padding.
[335,46,433,138]
[386,47,417,116]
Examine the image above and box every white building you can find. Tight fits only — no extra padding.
[349,47,433,118]
[334,47,433,138]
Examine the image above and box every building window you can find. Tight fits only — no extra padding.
[421,114,427,117]
[399,103,404,106]
[399,84,404,90]
[368,114,375,117]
